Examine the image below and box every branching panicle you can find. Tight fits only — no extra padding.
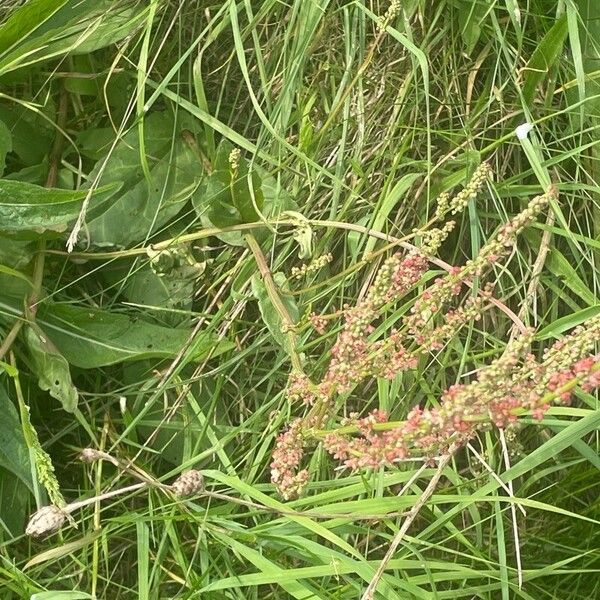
[270,181,593,499]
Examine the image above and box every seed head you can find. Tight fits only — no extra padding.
[26,505,67,537]
[172,470,205,497]
[79,448,102,463]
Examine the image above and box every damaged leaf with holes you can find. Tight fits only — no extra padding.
[25,324,78,413]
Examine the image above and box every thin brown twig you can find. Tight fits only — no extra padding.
[245,233,303,371]
[361,445,457,600]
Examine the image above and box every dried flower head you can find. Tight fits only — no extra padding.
[79,448,103,463]
[26,505,67,538]
[172,470,205,497]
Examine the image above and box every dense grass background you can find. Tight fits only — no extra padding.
[0,0,599,598]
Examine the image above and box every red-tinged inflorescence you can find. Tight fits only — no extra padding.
[308,312,328,334]
[270,418,309,500]
[322,321,600,470]
[324,251,428,393]
[270,179,584,500]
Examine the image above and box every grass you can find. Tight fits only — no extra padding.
[0,0,599,598]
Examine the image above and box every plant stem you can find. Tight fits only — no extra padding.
[245,233,303,371]
[0,321,24,362]
[65,482,148,513]
[46,217,526,331]
[0,87,68,357]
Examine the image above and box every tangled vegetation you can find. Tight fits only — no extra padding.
[1,1,599,599]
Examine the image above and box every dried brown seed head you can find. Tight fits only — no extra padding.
[26,505,67,537]
[172,470,204,497]
[79,448,102,463]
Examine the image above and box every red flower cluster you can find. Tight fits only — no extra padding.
[270,418,309,500]
[270,180,580,500]
[322,320,600,470]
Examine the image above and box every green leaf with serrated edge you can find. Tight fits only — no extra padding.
[0,179,119,233]
[33,303,233,368]
[0,385,33,492]
[25,324,78,412]
[84,112,204,248]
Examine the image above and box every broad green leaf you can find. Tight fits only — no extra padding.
[84,112,204,248]
[251,271,299,351]
[35,303,233,368]
[0,179,119,234]
[67,5,146,55]
[193,141,263,244]
[0,469,29,536]
[522,14,569,105]
[457,0,488,53]
[0,105,52,167]
[104,247,207,327]
[0,0,69,55]
[25,324,78,412]
[0,385,33,491]
[0,1,144,76]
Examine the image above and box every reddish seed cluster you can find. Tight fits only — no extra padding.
[286,371,331,406]
[308,312,328,334]
[325,252,428,393]
[549,355,600,399]
[413,287,493,351]
[270,183,574,499]
[405,187,556,340]
[270,418,309,500]
[322,332,600,470]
